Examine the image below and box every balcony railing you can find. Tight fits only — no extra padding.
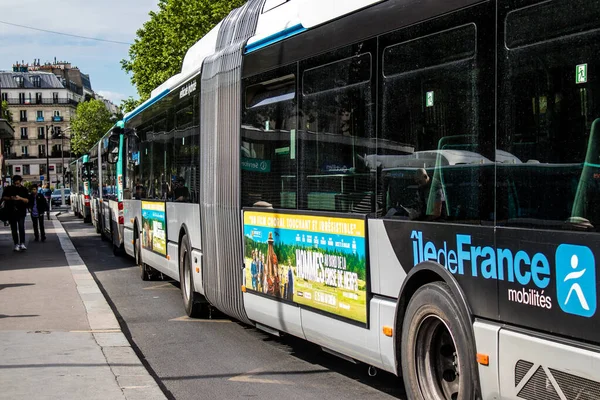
[5,98,79,106]
[20,118,27,122]
[52,116,64,122]
[36,117,44,122]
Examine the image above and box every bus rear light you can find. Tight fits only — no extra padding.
[118,202,124,225]
[84,195,90,206]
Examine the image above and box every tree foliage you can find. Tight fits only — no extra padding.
[120,97,142,114]
[1,100,13,124]
[121,0,246,100]
[70,99,113,156]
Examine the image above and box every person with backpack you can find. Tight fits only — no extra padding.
[1,175,30,251]
[28,185,48,242]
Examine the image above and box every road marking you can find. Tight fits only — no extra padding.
[143,282,179,290]
[229,368,294,385]
[169,315,232,323]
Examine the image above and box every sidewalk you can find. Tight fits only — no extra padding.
[0,213,166,400]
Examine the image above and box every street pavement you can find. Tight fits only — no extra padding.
[58,212,406,400]
[0,213,166,400]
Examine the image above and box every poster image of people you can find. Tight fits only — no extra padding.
[243,211,367,324]
[142,201,167,256]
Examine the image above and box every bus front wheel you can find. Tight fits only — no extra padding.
[400,282,478,400]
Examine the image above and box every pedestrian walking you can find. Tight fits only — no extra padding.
[1,175,29,251]
[28,185,48,242]
[41,184,53,220]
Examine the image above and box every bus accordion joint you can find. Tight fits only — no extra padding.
[477,353,490,366]
[382,326,393,337]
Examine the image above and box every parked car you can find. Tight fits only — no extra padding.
[51,189,71,206]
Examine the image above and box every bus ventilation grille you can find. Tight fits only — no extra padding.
[516,360,600,400]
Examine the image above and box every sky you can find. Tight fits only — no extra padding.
[0,0,159,105]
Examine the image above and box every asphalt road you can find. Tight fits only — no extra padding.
[58,212,406,400]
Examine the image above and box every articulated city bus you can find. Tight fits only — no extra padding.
[105,0,600,398]
[87,125,126,254]
[69,155,92,222]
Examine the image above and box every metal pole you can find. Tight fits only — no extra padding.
[45,124,50,185]
[61,133,65,206]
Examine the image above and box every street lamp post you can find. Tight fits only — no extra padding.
[45,124,53,186]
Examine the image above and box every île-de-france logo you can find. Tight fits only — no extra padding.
[555,244,596,318]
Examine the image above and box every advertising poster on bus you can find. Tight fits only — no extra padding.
[243,210,368,325]
[142,201,167,256]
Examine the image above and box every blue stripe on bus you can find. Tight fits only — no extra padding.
[124,88,171,122]
[245,24,306,54]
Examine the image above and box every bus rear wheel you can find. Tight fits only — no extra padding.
[401,282,477,400]
[136,234,155,281]
[179,234,205,318]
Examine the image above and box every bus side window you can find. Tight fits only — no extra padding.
[298,41,376,214]
[241,66,297,209]
[380,23,493,223]
[498,0,600,232]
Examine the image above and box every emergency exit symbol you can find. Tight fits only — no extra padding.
[426,91,434,107]
[576,64,588,84]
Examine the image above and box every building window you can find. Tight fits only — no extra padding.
[19,93,26,104]
[57,164,63,174]
[35,93,42,104]
[13,76,24,87]
[36,110,44,121]
[23,165,30,175]
[20,127,28,139]
[52,92,59,103]
[39,164,46,175]
[0,92,7,102]
[19,110,27,122]
[38,145,46,157]
[38,127,45,139]
[21,146,28,156]
[32,76,41,88]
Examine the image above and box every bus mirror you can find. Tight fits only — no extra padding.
[109,130,121,146]
[107,147,119,164]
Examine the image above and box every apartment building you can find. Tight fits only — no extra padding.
[0,62,84,186]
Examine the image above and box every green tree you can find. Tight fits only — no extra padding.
[120,97,142,114]
[70,99,113,156]
[121,0,246,100]
[1,100,14,155]
[1,100,13,123]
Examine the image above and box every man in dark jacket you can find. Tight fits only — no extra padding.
[1,175,30,251]
[28,185,48,242]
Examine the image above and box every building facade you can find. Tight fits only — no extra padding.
[0,61,86,187]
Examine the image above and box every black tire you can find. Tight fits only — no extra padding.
[95,211,101,233]
[136,231,155,281]
[179,234,205,317]
[401,282,479,400]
